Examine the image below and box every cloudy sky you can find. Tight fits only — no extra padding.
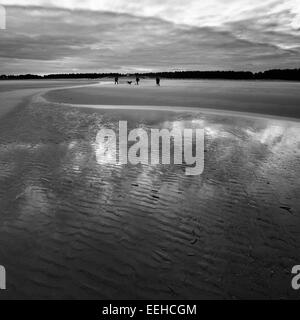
[0,0,299,74]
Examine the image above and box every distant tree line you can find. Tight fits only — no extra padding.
[0,73,121,80]
[1,69,300,81]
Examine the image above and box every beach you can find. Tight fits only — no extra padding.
[0,79,300,299]
[45,79,300,119]
[0,80,98,119]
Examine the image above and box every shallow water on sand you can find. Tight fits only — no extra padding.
[0,97,300,299]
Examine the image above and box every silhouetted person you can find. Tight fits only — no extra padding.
[115,77,119,85]
[156,77,160,86]
[136,77,140,85]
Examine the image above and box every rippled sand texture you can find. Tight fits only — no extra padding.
[0,92,300,299]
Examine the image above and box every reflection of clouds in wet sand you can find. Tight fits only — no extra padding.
[243,122,300,209]
[246,124,300,152]
[1,98,300,299]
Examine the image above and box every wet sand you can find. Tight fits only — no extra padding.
[45,80,300,119]
[0,80,300,299]
[0,80,97,119]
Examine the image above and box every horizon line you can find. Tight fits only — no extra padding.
[1,68,300,77]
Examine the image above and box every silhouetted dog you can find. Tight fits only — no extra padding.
[127,81,132,85]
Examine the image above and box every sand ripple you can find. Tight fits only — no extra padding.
[0,97,300,299]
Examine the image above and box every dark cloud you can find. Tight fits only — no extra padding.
[0,5,299,74]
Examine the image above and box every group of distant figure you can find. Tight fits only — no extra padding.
[114,77,160,86]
